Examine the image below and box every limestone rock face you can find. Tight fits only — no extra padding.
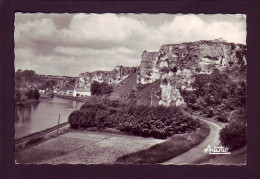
[137,40,246,106]
[75,66,137,90]
[74,40,246,107]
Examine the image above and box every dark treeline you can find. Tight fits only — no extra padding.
[15,69,57,90]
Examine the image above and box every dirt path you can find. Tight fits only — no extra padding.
[162,118,225,165]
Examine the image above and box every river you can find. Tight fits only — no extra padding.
[15,96,84,139]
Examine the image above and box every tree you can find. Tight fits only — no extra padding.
[23,70,36,83]
[15,69,23,86]
[91,81,113,95]
[91,81,102,95]
[100,82,113,95]
[33,89,40,99]
[26,89,34,99]
[25,88,40,99]
[15,89,21,102]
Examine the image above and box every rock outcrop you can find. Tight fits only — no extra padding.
[137,39,246,106]
[75,66,138,90]
[75,39,246,107]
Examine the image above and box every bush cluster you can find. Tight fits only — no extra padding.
[26,88,40,100]
[68,99,200,139]
[91,81,113,96]
[219,122,246,151]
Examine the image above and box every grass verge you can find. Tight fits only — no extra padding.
[116,120,210,164]
[15,127,72,152]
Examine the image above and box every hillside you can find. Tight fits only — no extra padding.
[109,72,138,100]
[74,39,246,109]
[134,80,161,106]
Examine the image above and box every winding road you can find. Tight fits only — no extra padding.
[162,115,226,165]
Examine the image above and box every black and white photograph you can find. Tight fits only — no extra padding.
[14,13,247,165]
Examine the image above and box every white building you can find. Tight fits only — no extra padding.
[73,88,91,97]
[66,90,73,95]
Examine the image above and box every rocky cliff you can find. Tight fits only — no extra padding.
[75,66,138,90]
[137,39,246,106]
[75,39,246,107]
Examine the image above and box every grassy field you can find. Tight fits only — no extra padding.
[15,130,165,164]
[116,120,210,164]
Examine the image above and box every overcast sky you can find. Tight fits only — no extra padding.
[15,13,246,76]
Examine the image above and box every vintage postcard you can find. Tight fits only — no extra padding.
[14,13,247,165]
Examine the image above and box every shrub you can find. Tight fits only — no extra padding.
[215,115,228,123]
[68,99,200,139]
[91,81,113,95]
[203,107,214,118]
[68,110,86,129]
[219,122,246,151]
[190,103,201,111]
[229,109,246,123]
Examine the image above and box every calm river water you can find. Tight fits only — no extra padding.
[15,96,83,139]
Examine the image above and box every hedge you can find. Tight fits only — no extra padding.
[68,99,200,139]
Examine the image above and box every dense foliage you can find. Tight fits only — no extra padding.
[15,69,61,91]
[181,69,247,150]
[219,122,246,151]
[15,69,37,87]
[181,70,246,120]
[15,88,40,102]
[91,81,113,95]
[26,88,40,100]
[14,89,22,102]
[68,98,200,139]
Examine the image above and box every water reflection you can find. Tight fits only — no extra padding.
[14,96,83,139]
[15,103,39,123]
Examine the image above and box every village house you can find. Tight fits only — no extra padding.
[65,90,73,96]
[73,88,91,97]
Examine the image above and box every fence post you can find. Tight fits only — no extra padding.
[57,114,60,135]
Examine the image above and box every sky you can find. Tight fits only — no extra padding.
[15,13,246,76]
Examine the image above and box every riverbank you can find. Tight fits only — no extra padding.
[53,94,88,102]
[15,122,71,152]
[15,95,84,139]
[16,99,39,106]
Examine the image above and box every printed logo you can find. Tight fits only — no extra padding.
[204,145,230,155]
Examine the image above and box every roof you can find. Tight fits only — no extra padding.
[74,88,91,92]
